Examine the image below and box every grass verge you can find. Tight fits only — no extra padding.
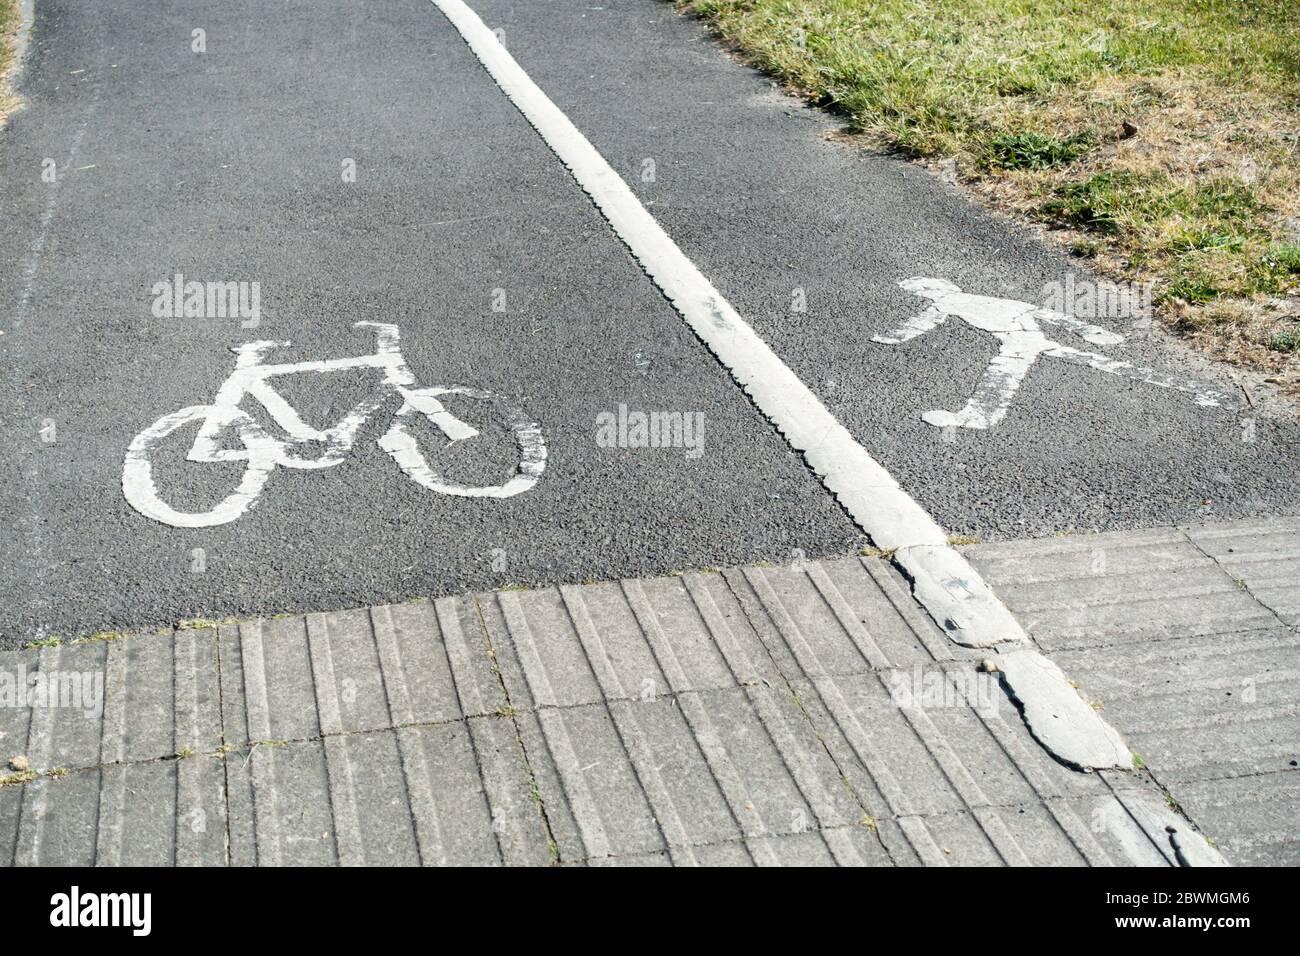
[680,0,1300,393]
[0,0,22,125]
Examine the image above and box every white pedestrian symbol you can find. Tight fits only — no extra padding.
[873,277,1225,430]
[123,322,547,527]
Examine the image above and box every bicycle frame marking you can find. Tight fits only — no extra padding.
[190,322,476,469]
[122,322,546,527]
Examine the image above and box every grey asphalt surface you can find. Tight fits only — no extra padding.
[1,0,1296,646]
[479,0,1300,534]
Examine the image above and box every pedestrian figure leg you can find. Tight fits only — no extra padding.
[1044,344,1224,406]
[923,333,1049,429]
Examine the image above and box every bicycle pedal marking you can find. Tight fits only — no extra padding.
[872,277,1227,431]
[121,322,547,527]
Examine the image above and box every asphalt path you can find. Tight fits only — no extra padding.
[477,0,1300,535]
[0,0,1295,645]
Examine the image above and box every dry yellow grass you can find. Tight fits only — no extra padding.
[0,0,22,125]
[683,0,1300,395]
[971,72,1300,388]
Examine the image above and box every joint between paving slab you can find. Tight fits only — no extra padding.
[1099,772,1227,866]
[1178,526,1298,634]
[212,625,233,867]
[558,822,883,867]
[470,594,562,864]
[781,681,893,839]
[717,571,908,862]
[1159,764,1300,787]
[0,711,502,783]
[1031,620,1298,656]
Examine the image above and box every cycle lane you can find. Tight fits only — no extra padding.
[0,0,864,645]
[472,0,1300,539]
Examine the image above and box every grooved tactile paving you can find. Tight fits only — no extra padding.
[1,556,1207,866]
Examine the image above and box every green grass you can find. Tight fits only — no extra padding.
[0,0,20,122]
[684,0,1298,156]
[0,769,38,788]
[682,0,1300,387]
[1262,243,1300,275]
[1268,328,1300,353]
[983,131,1094,171]
[176,617,228,630]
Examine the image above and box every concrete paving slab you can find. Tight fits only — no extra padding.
[24,643,107,771]
[1125,714,1300,784]
[794,672,968,819]
[508,706,581,864]
[172,626,224,757]
[559,582,675,699]
[972,515,1298,865]
[174,755,230,866]
[434,596,511,719]
[626,575,780,693]
[605,696,741,853]
[13,765,101,866]
[0,649,37,764]
[224,739,339,866]
[690,841,759,867]
[967,529,1280,648]
[746,829,842,867]
[1176,772,1300,866]
[488,588,609,710]
[87,756,229,867]
[464,715,555,867]
[0,783,22,867]
[524,702,667,862]
[1,545,1249,866]
[1184,516,1300,627]
[305,609,405,736]
[223,617,325,746]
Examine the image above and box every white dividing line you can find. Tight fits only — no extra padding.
[430,0,1131,771]
[429,0,1007,643]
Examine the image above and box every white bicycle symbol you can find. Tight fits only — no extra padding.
[122,321,547,527]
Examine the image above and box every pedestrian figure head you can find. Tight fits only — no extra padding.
[899,276,961,301]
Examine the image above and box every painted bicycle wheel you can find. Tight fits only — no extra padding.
[123,405,280,527]
[379,385,546,498]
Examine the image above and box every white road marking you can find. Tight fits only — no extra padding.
[876,277,1226,430]
[122,321,546,527]
[429,0,1008,637]
[7,46,93,637]
[431,0,1134,769]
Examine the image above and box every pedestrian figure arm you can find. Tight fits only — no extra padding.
[1029,308,1124,347]
[872,305,949,345]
